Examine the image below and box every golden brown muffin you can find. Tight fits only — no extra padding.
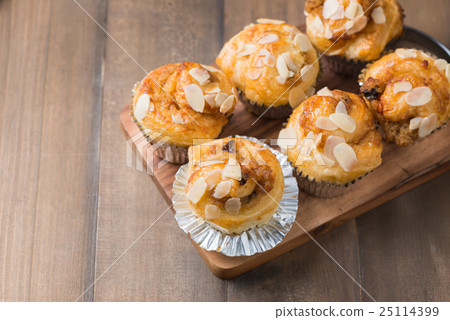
[185,138,285,234]
[278,88,382,188]
[216,18,320,118]
[131,62,238,163]
[305,0,403,61]
[360,49,450,146]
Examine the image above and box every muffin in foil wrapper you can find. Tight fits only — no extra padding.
[172,135,299,257]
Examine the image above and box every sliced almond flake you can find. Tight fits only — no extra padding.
[277,127,297,151]
[306,131,315,140]
[187,178,207,204]
[345,15,367,35]
[294,33,313,52]
[188,67,210,85]
[206,86,221,94]
[324,135,345,159]
[204,94,217,107]
[322,0,339,19]
[324,26,333,39]
[330,4,345,20]
[321,152,336,167]
[333,143,357,172]
[134,93,150,120]
[199,161,224,168]
[345,3,363,20]
[312,16,324,34]
[304,10,308,17]
[446,64,450,80]
[300,64,315,83]
[247,69,262,80]
[204,168,223,190]
[393,81,413,95]
[276,55,289,78]
[282,25,296,33]
[434,59,448,71]
[258,33,279,44]
[335,101,347,114]
[329,113,356,133]
[238,43,256,56]
[306,87,316,97]
[256,18,285,24]
[263,54,276,67]
[201,64,220,73]
[404,87,432,106]
[243,23,255,30]
[253,58,263,68]
[231,61,242,83]
[418,113,437,138]
[385,60,394,67]
[289,86,306,108]
[371,7,386,24]
[184,83,205,112]
[276,76,287,84]
[225,198,241,215]
[215,92,228,107]
[288,71,295,78]
[205,204,221,219]
[409,117,423,130]
[219,95,235,113]
[213,180,232,199]
[171,113,185,124]
[281,52,299,72]
[396,48,417,59]
[316,117,338,131]
[317,86,333,97]
[222,162,242,181]
[258,48,270,57]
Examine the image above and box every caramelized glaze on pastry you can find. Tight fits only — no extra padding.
[132,62,238,147]
[185,138,284,234]
[216,19,320,108]
[360,49,450,145]
[278,88,382,184]
[305,0,403,61]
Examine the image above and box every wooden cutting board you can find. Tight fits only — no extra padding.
[120,63,450,278]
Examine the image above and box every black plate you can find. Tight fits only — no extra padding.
[400,26,450,59]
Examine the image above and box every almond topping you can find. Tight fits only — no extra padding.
[276,76,287,84]
[446,64,450,80]
[204,169,223,190]
[306,87,316,97]
[188,67,210,85]
[393,81,413,95]
[321,152,336,167]
[418,113,437,138]
[300,64,315,83]
[219,95,235,114]
[238,43,256,56]
[187,178,207,204]
[371,7,386,24]
[317,86,333,97]
[324,135,345,159]
[247,69,262,80]
[205,204,221,220]
[345,15,367,35]
[409,117,423,130]
[206,86,220,94]
[434,59,448,71]
[171,113,185,124]
[184,84,205,112]
[345,3,363,20]
[282,52,299,72]
[276,55,289,78]
[335,101,347,114]
[256,18,285,24]
[215,92,228,107]
[312,16,324,34]
[277,127,297,151]
[316,117,338,131]
[134,93,150,120]
[404,87,433,106]
[323,0,339,19]
[396,48,417,59]
[204,94,216,107]
[324,26,333,39]
[198,160,224,167]
[294,33,313,52]
[333,143,357,172]
[253,58,263,68]
[329,113,356,133]
[225,198,241,215]
[263,54,276,67]
[258,33,279,44]
[289,86,306,108]
[222,162,242,181]
[330,4,345,20]
[201,65,220,72]
[213,180,232,199]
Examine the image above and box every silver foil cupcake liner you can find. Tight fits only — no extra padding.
[172,135,299,257]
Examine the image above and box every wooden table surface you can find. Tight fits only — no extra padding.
[0,0,449,302]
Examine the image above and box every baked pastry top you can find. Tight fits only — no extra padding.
[185,138,284,234]
[360,49,450,145]
[305,0,403,61]
[216,18,320,107]
[278,88,382,184]
[132,62,238,147]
